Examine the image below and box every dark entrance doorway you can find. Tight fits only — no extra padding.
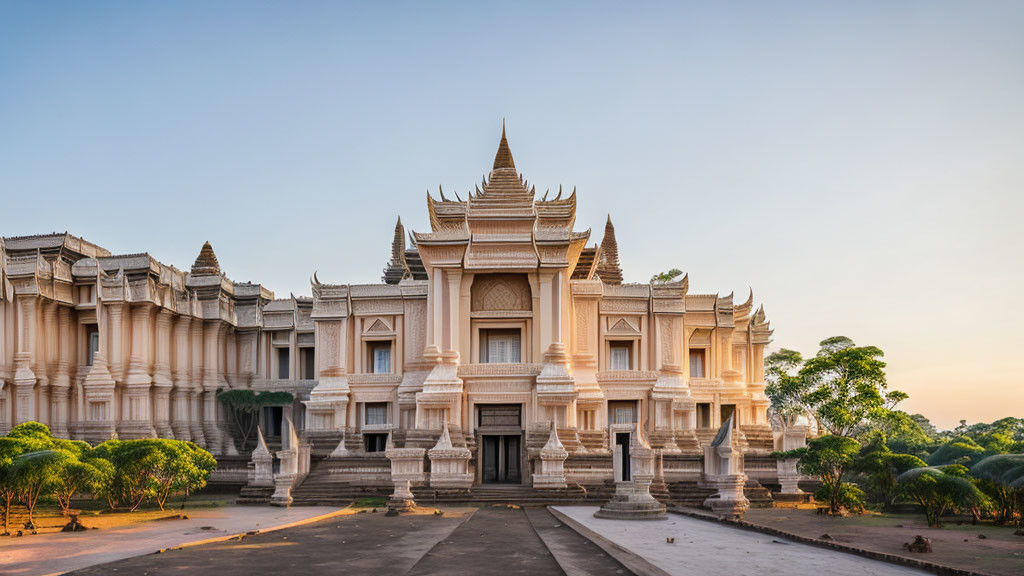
[615,432,631,481]
[482,435,521,484]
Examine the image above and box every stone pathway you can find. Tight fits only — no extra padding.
[58,506,630,576]
[552,506,931,576]
[1,505,342,576]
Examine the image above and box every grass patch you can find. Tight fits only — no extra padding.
[351,497,387,509]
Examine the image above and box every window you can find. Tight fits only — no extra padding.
[89,401,106,421]
[86,327,99,366]
[689,349,706,378]
[697,403,712,428]
[277,348,290,379]
[300,348,316,379]
[609,341,632,370]
[365,402,389,426]
[368,342,391,374]
[364,433,388,453]
[720,404,737,428]
[609,401,636,425]
[480,329,521,363]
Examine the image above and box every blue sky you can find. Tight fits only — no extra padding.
[2,1,1022,428]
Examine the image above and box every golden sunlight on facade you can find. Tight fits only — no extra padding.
[0,127,793,512]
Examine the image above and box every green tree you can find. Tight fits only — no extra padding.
[51,451,103,513]
[897,466,988,527]
[852,432,928,508]
[218,389,293,452]
[799,337,899,437]
[927,438,986,466]
[90,438,217,511]
[649,268,683,284]
[788,434,863,515]
[10,450,63,529]
[764,349,811,429]
[0,437,24,535]
[145,439,217,510]
[969,454,1024,524]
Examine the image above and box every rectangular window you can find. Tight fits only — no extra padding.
[365,402,388,426]
[689,349,706,378]
[368,342,391,374]
[277,347,290,379]
[89,401,106,421]
[609,401,636,425]
[364,433,388,453]
[87,327,99,366]
[720,404,737,428]
[609,341,632,370]
[300,348,316,379]
[697,403,712,428]
[480,329,521,363]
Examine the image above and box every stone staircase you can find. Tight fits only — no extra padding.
[667,482,717,507]
[236,485,274,505]
[740,425,775,453]
[744,479,775,508]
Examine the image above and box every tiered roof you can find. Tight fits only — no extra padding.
[191,241,221,276]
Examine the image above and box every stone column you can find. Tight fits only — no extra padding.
[36,300,57,427]
[536,270,575,434]
[202,321,224,453]
[416,268,464,432]
[81,300,117,443]
[120,304,156,438]
[49,306,74,438]
[189,318,207,447]
[171,316,193,441]
[152,309,174,438]
[0,298,11,434]
[13,294,38,425]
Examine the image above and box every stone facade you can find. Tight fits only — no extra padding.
[0,125,787,500]
[0,234,308,454]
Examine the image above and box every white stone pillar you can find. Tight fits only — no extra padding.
[171,315,192,441]
[121,304,156,438]
[50,306,74,438]
[152,309,174,438]
[13,295,38,425]
[202,321,224,453]
[189,318,206,447]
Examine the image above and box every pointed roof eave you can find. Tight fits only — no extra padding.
[492,119,516,171]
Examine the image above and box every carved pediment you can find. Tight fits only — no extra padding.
[365,317,393,333]
[471,274,532,313]
[607,316,640,334]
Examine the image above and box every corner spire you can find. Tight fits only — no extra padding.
[596,215,623,285]
[492,119,516,171]
[382,216,409,284]
[191,241,220,276]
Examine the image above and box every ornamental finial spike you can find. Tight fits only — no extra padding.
[492,120,516,171]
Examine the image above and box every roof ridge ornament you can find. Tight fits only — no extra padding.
[492,119,516,171]
[191,241,220,277]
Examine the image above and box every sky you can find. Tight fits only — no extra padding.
[1,1,1022,430]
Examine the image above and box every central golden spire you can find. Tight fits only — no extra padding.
[492,119,516,171]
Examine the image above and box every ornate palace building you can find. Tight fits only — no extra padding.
[0,126,787,503]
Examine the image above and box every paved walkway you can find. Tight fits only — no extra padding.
[2,505,342,576]
[552,506,930,576]
[63,506,630,576]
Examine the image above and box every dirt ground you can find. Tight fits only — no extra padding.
[744,505,1024,576]
[0,494,231,536]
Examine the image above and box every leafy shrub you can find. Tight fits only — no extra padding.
[897,466,988,527]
